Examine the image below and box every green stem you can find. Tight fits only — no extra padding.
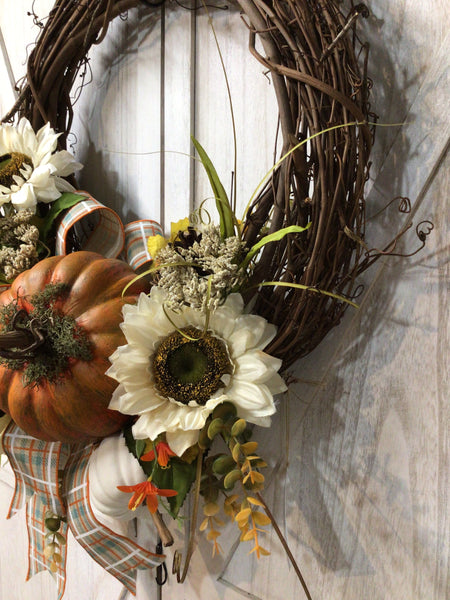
[256,492,312,600]
[173,449,204,583]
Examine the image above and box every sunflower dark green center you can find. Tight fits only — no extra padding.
[0,152,32,188]
[152,326,233,406]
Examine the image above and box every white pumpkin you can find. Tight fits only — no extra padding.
[88,433,149,521]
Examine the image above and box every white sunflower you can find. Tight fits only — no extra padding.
[0,117,82,211]
[107,288,286,456]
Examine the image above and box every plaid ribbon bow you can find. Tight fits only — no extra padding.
[2,422,164,599]
[55,192,163,271]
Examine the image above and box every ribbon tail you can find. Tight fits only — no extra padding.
[2,422,37,517]
[2,422,70,596]
[63,444,165,595]
[26,493,68,600]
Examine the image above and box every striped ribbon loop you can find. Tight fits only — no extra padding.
[64,443,165,596]
[124,219,163,271]
[55,192,163,273]
[55,192,125,258]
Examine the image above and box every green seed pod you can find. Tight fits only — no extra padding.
[198,425,213,449]
[212,454,236,475]
[231,418,247,437]
[224,469,242,490]
[203,501,220,517]
[45,517,61,532]
[212,401,237,421]
[207,417,224,440]
[54,532,66,545]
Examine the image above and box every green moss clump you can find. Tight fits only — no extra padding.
[0,283,93,387]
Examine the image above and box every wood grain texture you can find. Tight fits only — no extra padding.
[0,1,448,599]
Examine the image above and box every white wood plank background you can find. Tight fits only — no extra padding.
[0,1,448,599]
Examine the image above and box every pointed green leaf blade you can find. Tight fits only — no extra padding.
[40,192,88,243]
[191,136,235,239]
[241,224,311,271]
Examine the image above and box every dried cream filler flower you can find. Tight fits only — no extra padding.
[107,288,286,456]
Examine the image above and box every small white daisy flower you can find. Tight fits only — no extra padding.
[0,117,82,211]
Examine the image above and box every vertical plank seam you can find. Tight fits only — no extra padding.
[189,7,197,214]
[0,25,18,99]
[160,3,166,230]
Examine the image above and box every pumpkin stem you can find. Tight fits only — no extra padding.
[0,283,93,386]
[0,329,35,350]
[0,309,46,359]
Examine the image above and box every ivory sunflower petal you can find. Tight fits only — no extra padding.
[54,176,76,193]
[226,380,276,418]
[132,411,167,442]
[11,183,36,209]
[244,414,272,428]
[36,180,61,203]
[117,387,166,415]
[234,351,282,383]
[50,149,83,176]
[28,163,54,184]
[177,406,208,432]
[166,428,200,457]
[265,372,288,396]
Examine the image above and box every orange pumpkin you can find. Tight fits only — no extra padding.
[0,251,150,442]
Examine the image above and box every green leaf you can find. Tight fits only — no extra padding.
[135,439,147,460]
[123,426,196,518]
[211,401,237,422]
[230,418,247,437]
[240,224,311,271]
[198,424,213,450]
[207,417,224,440]
[212,454,236,475]
[191,136,235,239]
[151,458,197,518]
[39,192,88,243]
[123,425,143,459]
[223,469,242,490]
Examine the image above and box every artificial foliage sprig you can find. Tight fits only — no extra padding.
[43,512,66,574]
[197,402,272,557]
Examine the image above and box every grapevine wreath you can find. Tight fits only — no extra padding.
[0,1,430,598]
